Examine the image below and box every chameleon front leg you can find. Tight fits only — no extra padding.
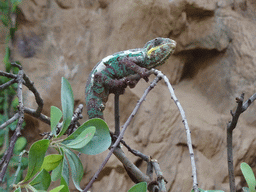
[121,57,151,82]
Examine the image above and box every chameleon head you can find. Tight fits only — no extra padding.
[144,37,176,69]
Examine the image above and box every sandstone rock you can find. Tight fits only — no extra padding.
[1,0,256,191]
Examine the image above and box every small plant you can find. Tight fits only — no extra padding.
[12,77,111,191]
[241,162,256,192]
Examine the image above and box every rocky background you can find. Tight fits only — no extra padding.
[1,0,256,191]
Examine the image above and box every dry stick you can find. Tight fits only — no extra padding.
[22,73,44,115]
[151,69,199,192]
[83,73,162,192]
[0,70,24,182]
[0,70,17,79]
[0,113,19,130]
[226,92,256,192]
[0,78,17,90]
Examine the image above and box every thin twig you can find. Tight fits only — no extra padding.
[67,104,84,135]
[24,107,50,125]
[0,113,19,130]
[114,93,120,136]
[0,70,24,182]
[22,73,44,115]
[0,78,17,90]
[83,73,162,192]
[151,69,199,192]
[226,93,249,192]
[120,139,150,162]
[152,160,167,192]
[0,70,17,79]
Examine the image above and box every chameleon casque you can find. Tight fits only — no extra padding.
[85,37,176,119]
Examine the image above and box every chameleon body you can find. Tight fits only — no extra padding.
[85,37,176,119]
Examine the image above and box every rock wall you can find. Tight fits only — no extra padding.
[1,0,256,191]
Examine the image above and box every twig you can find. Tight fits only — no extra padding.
[22,73,44,115]
[83,73,162,192]
[0,70,17,79]
[225,92,256,192]
[151,69,199,192]
[24,107,50,125]
[12,150,27,186]
[114,93,120,136]
[0,113,19,130]
[152,160,167,192]
[67,104,84,135]
[0,70,24,182]
[0,78,17,90]
[120,139,150,162]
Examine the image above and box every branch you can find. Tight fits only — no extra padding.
[151,69,199,192]
[24,107,50,125]
[22,73,44,115]
[0,70,24,182]
[0,70,17,79]
[226,92,256,192]
[0,78,17,90]
[0,113,19,130]
[83,73,162,192]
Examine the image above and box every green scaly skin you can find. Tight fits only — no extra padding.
[85,37,176,119]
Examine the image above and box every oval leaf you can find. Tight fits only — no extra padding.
[23,139,50,182]
[51,106,62,136]
[58,77,74,137]
[241,162,256,192]
[128,182,147,192]
[77,118,111,155]
[14,136,27,153]
[29,169,51,191]
[41,154,63,172]
[49,185,65,192]
[63,148,83,191]
[64,126,96,149]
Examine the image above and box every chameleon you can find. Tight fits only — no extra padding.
[85,37,176,119]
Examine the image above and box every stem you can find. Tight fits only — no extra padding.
[114,93,120,136]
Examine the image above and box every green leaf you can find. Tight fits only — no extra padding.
[4,46,11,72]
[11,0,22,12]
[14,137,27,153]
[63,126,95,149]
[0,14,9,26]
[63,148,83,191]
[58,77,74,137]
[243,187,250,192]
[29,169,51,191]
[76,118,111,155]
[49,185,65,192]
[60,176,69,192]
[191,188,225,192]
[14,187,21,192]
[51,154,69,185]
[41,154,63,172]
[128,182,147,192]
[23,139,50,182]
[51,106,62,136]
[241,162,256,192]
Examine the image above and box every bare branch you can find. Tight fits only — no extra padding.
[0,70,17,79]
[23,73,44,115]
[152,160,167,192]
[0,70,24,182]
[226,92,256,192]
[0,78,17,90]
[241,93,256,112]
[24,107,50,125]
[83,73,162,192]
[0,113,19,130]
[151,68,199,192]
